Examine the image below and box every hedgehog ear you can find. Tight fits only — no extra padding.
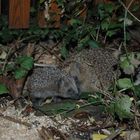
[69,62,81,76]
[58,78,64,91]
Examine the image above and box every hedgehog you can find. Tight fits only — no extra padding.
[64,48,120,93]
[27,66,80,106]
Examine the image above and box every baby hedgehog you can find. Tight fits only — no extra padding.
[27,66,80,106]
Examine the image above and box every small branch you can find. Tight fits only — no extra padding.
[96,26,100,41]
[2,47,13,73]
[0,61,57,67]
[119,0,140,23]
[39,43,63,63]
[0,112,32,128]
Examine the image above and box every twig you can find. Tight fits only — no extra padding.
[38,126,67,140]
[89,123,116,131]
[38,126,53,140]
[0,61,58,67]
[119,0,140,23]
[34,63,57,67]
[0,112,32,128]
[39,43,63,63]
[50,100,104,117]
[2,47,13,73]
[96,26,100,41]
[130,109,140,117]
[18,35,40,43]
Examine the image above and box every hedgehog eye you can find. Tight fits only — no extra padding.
[68,89,73,93]
[113,64,118,71]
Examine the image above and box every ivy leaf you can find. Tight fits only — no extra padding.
[16,56,34,70]
[115,96,133,120]
[0,83,9,95]
[14,68,28,79]
[117,78,133,89]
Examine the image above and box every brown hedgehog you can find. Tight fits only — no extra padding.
[64,48,120,93]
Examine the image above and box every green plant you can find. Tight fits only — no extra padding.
[49,21,100,58]
[120,52,140,75]
[0,55,34,94]
[14,56,34,79]
[0,15,49,44]
[97,3,124,42]
[108,95,133,120]
[106,52,140,120]
[0,83,9,95]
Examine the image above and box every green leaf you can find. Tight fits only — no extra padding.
[78,36,90,49]
[39,0,45,4]
[117,78,133,89]
[106,30,117,37]
[101,20,109,30]
[109,23,123,29]
[104,3,115,13]
[123,65,135,75]
[0,50,7,59]
[123,54,135,62]
[5,63,15,72]
[60,46,68,59]
[16,56,34,70]
[56,0,64,7]
[115,96,133,120]
[120,58,135,74]
[88,40,100,48]
[133,85,140,98]
[30,7,36,13]
[14,68,28,79]
[98,4,106,20]
[69,19,82,26]
[131,4,140,12]
[119,53,138,74]
[120,58,130,69]
[136,53,140,60]
[0,83,9,95]
[38,101,76,116]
